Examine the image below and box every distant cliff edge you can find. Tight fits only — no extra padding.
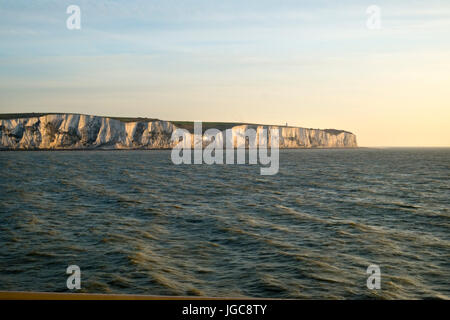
[0,113,357,150]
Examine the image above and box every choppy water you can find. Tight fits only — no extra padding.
[0,148,449,299]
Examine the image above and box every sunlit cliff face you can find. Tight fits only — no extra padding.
[0,114,357,150]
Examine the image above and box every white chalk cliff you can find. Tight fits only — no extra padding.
[0,113,357,150]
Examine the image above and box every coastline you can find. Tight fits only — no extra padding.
[0,113,358,150]
[0,147,362,152]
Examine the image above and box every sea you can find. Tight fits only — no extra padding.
[0,148,449,299]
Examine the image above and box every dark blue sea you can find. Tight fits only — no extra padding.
[0,148,449,299]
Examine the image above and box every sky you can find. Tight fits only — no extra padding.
[0,0,449,147]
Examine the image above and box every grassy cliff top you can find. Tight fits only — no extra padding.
[0,113,351,135]
[0,112,52,120]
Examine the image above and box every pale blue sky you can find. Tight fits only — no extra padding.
[1,0,449,146]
